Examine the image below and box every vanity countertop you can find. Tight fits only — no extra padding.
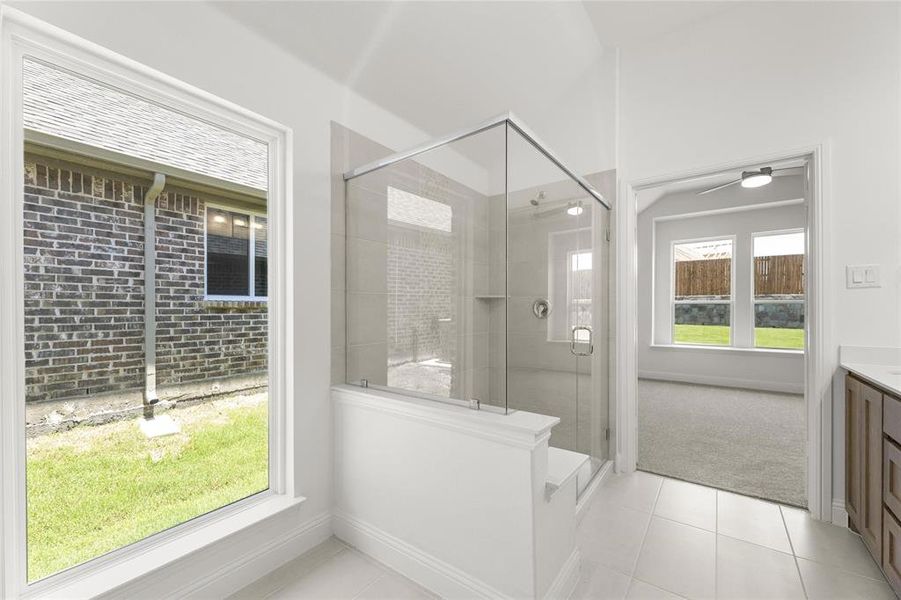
[840,346,901,397]
[841,362,901,397]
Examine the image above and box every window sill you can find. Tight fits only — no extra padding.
[649,343,804,356]
[202,298,268,311]
[24,492,305,600]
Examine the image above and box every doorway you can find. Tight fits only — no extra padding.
[615,151,830,514]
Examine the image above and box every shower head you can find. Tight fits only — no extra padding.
[530,190,545,207]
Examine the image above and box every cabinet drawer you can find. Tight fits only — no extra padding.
[885,392,901,443]
[884,507,901,594]
[886,438,901,519]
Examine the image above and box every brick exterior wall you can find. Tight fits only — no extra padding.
[386,223,457,366]
[23,153,267,404]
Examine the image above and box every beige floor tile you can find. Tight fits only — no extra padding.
[578,500,653,576]
[716,535,804,599]
[354,572,436,600]
[633,517,716,600]
[571,560,632,600]
[781,506,885,580]
[716,491,792,553]
[625,578,685,599]
[653,478,716,532]
[595,471,663,514]
[268,549,386,599]
[797,557,895,599]
[228,537,348,599]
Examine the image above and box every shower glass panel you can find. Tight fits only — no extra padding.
[343,116,610,480]
[344,123,507,409]
[505,126,609,476]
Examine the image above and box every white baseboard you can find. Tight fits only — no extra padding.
[638,370,804,394]
[576,460,613,522]
[333,510,511,599]
[832,500,849,528]
[543,549,580,600]
[181,511,333,598]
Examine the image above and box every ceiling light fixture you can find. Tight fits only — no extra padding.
[566,202,584,216]
[740,169,773,188]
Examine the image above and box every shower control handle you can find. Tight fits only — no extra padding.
[570,326,593,356]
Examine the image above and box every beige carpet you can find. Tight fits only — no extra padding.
[638,379,806,507]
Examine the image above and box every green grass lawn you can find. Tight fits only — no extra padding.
[26,399,268,582]
[674,324,804,349]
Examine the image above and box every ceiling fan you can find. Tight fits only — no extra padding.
[697,166,803,195]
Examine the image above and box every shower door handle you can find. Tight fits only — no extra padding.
[570,326,593,356]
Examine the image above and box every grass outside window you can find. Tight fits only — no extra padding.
[26,395,268,582]
[673,324,804,350]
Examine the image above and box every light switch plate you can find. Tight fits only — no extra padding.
[846,264,881,288]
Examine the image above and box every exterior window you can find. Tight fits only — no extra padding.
[568,251,592,341]
[206,207,267,299]
[672,238,733,346]
[20,56,274,585]
[753,231,805,349]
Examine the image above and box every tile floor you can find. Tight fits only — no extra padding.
[231,471,896,599]
[574,470,895,599]
[228,537,437,600]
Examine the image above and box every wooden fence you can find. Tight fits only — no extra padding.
[675,254,804,297]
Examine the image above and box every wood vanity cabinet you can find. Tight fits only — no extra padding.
[846,373,901,594]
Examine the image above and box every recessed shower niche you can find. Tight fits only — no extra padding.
[341,114,613,484]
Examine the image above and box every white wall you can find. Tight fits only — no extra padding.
[638,183,806,392]
[620,2,900,507]
[6,0,444,592]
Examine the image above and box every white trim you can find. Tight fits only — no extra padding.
[333,510,511,600]
[332,385,558,450]
[0,6,295,596]
[542,549,580,600]
[648,343,803,356]
[650,197,805,222]
[638,370,804,395]
[575,459,613,522]
[831,500,849,528]
[619,143,832,518]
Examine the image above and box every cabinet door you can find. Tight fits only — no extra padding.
[884,507,901,593]
[885,439,901,519]
[860,381,884,559]
[847,376,862,530]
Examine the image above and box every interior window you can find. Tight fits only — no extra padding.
[672,238,733,346]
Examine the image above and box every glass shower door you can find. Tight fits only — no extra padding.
[504,124,609,485]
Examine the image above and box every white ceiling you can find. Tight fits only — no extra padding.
[214,2,606,134]
[581,2,736,49]
[213,1,740,185]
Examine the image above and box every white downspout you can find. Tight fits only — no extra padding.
[143,173,166,417]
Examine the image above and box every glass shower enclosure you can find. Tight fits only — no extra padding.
[343,114,612,486]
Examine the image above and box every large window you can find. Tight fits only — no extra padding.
[753,231,805,349]
[206,207,268,299]
[672,238,733,346]
[17,55,276,586]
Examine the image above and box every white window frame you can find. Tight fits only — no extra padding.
[204,202,269,301]
[0,8,296,598]
[670,235,736,347]
[750,228,806,350]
